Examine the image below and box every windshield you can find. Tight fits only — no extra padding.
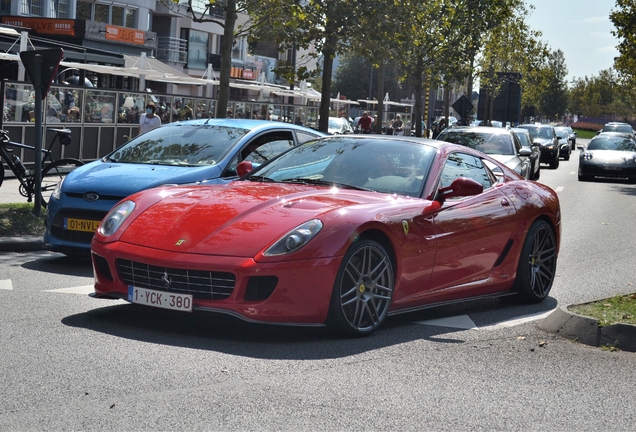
[247,137,437,197]
[603,124,633,134]
[520,126,552,140]
[107,124,250,166]
[588,137,636,151]
[438,131,514,155]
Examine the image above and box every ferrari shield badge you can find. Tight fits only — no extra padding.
[402,220,409,236]
[175,239,186,246]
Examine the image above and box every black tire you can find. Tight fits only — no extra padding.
[578,173,591,182]
[327,239,394,337]
[549,155,559,169]
[533,165,540,180]
[512,220,557,303]
[40,158,84,207]
[563,149,570,161]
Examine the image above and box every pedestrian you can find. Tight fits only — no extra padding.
[358,111,372,134]
[391,114,404,136]
[138,102,161,135]
[46,107,61,123]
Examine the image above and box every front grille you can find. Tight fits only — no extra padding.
[116,259,236,300]
[50,208,108,244]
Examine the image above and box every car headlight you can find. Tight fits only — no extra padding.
[545,145,555,150]
[264,219,323,256]
[583,152,593,161]
[98,200,136,237]
[51,177,65,201]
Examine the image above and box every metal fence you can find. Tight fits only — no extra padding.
[2,81,320,168]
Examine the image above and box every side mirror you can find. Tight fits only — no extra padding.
[236,160,254,177]
[437,177,484,201]
[577,145,585,151]
[518,148,532,157]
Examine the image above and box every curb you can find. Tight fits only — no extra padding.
[539,304,636,352]
[0,236,44,252]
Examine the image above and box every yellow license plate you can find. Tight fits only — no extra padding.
[64,218,101,232]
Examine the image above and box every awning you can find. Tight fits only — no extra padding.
[359,99,413,107]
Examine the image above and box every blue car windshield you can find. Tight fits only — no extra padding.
[248,137,437,198]
[107,124,250,166]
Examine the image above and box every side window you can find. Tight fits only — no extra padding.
[223,131,295,177]
[511,133,522,152]
[296,131,321,145]
[440,152,494,193]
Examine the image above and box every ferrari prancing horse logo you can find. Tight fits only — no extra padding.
[402,220,409,236]
[175,239,186,246]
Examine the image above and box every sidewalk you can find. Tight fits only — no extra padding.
[0,176,31,204]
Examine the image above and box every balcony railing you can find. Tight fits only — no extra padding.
[156,36,187,64]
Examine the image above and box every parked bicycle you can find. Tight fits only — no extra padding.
[0,128,84,207]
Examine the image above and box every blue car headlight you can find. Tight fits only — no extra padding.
[98,200,136,237]
[264,219,323,256]
[51,177,65,201]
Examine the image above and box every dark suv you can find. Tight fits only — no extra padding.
[517,124,560,169]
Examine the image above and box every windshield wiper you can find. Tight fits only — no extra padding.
[245,174,276,182]
[281,178,372,191]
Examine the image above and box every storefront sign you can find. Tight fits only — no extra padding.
[1,17,75,36]
[242,70,256,80]
[105,25,145,45]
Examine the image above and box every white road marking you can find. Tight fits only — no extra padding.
[0,279,13,290]
[413,310,554,331]
[43,285,95,295]
[414,315,478,330]
[555,186,564,192]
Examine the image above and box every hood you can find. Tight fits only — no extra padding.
[62,161,221,198]
[584,150,636,165]
[119,181,396,257]
[533,138,554,146]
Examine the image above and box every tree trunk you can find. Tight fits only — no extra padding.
[318,35,337,133]
[375,61,385,134]
[413,73,423,137]
[217,0,237,118]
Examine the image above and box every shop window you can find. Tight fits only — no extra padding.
[182,29,209,70]
[112,6,125,26]
[76,1,91,20]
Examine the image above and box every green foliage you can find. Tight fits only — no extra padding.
[569,294,636,327]
[0,204,45,237]
[537,49,569,119]
[611,0,636,83]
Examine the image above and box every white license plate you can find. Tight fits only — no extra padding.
[127,286,193,312]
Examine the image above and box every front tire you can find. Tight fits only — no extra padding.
[327,240,394,337]
[512,220,557,303]
[549,155,559,169]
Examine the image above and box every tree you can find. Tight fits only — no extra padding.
[163,0,259,118]
[247,0,359,132]
[611,0,636,85]
[537,49,568,120]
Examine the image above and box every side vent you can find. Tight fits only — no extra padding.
[493,240,514,268]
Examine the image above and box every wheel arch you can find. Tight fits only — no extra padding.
[355,228,398,277]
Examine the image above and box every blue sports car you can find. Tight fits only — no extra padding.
[44,119,325,255]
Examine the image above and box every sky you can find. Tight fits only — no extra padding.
[524,0,620,83]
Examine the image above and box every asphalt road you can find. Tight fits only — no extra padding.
[1,140,636,430]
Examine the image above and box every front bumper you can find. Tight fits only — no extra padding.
[91,240,341,325]
[539,146,558,163]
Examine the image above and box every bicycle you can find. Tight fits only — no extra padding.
[0,128,85,207]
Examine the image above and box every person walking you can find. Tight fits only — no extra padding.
[138,102,161,135]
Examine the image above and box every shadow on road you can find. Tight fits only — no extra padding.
[61,295,557,360]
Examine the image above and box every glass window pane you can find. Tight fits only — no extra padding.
[125,9,137,28]
[94,4,109,24]
[76,1,92,20]
[112,6,124,26]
